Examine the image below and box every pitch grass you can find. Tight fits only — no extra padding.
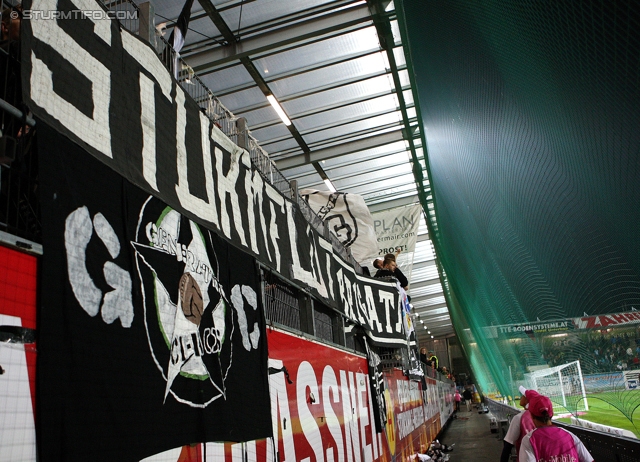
[554,391,640,438]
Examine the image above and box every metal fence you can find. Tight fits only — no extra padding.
[313,307,333,343]
[262,272,301,332]
[0,1,40,242]
[102,0,139,33]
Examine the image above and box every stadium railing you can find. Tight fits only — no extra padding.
[486,398,640,461]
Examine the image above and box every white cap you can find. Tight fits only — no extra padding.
[519,385,527,395]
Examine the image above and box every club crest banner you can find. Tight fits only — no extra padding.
[37,123,272,461]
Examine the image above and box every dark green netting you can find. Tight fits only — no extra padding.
[399,0,640,433]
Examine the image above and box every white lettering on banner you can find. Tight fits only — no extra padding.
[351,283,364,324]
[396,408,424,440]
[120,30,172,99]
[30,0,112,159]
[379,292,395,334]
[214,143,249,247]
[230,285,260,351]
[65,207,102,316]
[497,321,569,333]
[336,270,349,320]
[356,373,372,462]
[297,362,324,462]
[264,184,285,273]
[65,207,134,327]
[268,359,296,462]
[287,205,329,298]
[139,73,158,191]
[364,287,382,333]
[340,370,361,462]
[319,238,335,300]
[121,30,173,192]
[268,361,385,462]
[231,442,243,462]
[322,367,345,462]
[244,170,262,254]
[174,89,220,229]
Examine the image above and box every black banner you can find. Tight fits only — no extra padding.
[37,123,271,461]
[22,0,405,346]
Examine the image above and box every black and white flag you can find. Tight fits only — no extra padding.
[300,189,378,267]
[168,0,195,78]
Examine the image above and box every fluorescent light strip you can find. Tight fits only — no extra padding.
[266,94,291,126]
[323,178,337,193]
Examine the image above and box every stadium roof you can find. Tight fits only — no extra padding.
[147,0,452,342]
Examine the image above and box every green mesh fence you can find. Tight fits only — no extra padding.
[398,0,640,435]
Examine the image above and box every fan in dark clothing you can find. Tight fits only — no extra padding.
[373,254,409,290]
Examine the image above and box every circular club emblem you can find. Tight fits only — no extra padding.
[133,197,234,407]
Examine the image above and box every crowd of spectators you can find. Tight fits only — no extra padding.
[542,329,640,373]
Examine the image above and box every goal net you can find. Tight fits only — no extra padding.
[525,360,589,413]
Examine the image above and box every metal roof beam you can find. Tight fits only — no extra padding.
[258,109,409,149]
[183,0,360,54]
[276,128,405,169]
[412,259,437,270]
[408,277,443,289]
[414,303,448,313]
[237,84,412,132]
[409,293,445,304]
[187,3,372,73]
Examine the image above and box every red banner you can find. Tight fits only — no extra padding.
[142,328,448,461]
[0,245,37,461]
[572,311,640,329]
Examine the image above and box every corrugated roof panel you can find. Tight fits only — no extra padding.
[259,137,301,154]
[182,16,222,46]
[269,52,389,98]
[198,65,255,94]
[216,0,337,32]
[248,124,293,145]
[392,46,406,67]
[253,27,379,77]
[231,105,281,128]
[151,0,204,23]
[218,87,267,112]
[293,94,400,132]
[281,75,395,117]
[302,111,404,145]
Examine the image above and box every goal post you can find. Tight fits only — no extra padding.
[525,360,589,413]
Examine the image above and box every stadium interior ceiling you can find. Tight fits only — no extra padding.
[149,0,640,374]
[150,0,452,343]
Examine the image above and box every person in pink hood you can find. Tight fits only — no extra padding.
[501,386,539,462]
[519,392,594,462]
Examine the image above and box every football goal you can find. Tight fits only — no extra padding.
[525,360,589,413]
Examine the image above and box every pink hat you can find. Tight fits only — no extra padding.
[528,394,554,418]
[524,389,540,401]
[518,386,540,401]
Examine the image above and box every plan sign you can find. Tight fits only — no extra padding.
[370,204,422,278]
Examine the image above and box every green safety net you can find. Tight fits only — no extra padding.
[398,0,640,434]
